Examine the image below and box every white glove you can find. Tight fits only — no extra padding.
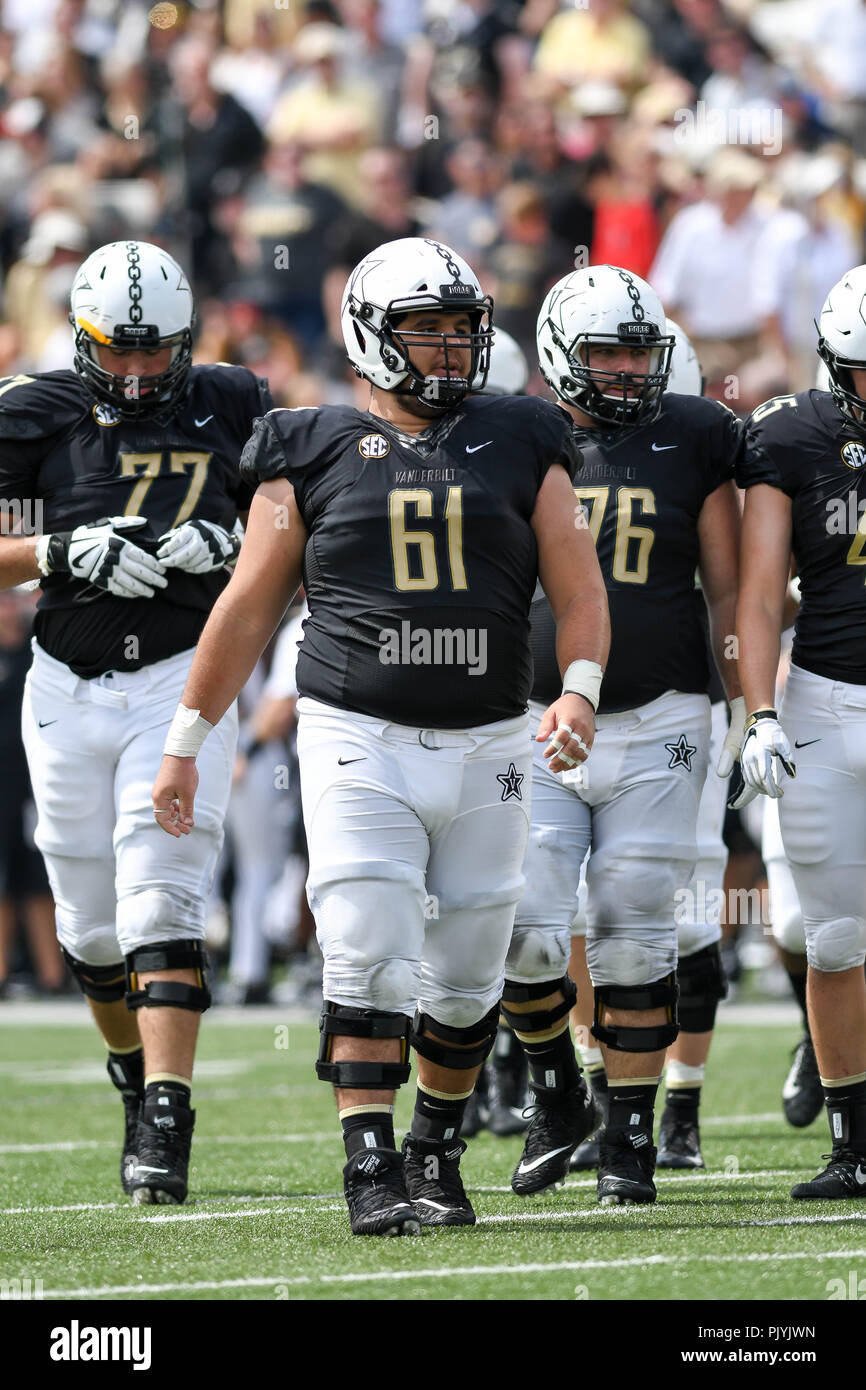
[740,709,797,800]
[157,519,240,574]
[36,516,168,599]
[716,695,747,778]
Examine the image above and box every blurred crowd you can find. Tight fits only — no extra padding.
[1,0,866,1001]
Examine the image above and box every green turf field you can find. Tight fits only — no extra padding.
[1,1005,865,1302]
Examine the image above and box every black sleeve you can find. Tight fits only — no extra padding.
[239,407,326,517]
[703,399,741,494]
[736,399,793,494]
[529,399,583,484]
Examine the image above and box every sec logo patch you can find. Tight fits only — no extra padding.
[842,441,866,470]
[92,403,121,427]
[358,433,390,458]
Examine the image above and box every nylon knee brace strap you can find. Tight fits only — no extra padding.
[61,947,126,1004]
[677,943,727,1033]
[316,1002,412,1088]
[125,941,211,1012]
[500,974,577,1037]
[409,1003,500,1070]
[591,973,679,1052]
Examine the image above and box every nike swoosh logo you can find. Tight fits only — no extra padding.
[465,442,492,453]
[38,719,57,728]
[651,444,677,451]
[195,415,214,427]
[337,756,366,765]
[133,1165,171,1175]
[516,1144,572,1174]
[413,1198,458,1211]
[794,739,820,749]
[602,1177,643,1186]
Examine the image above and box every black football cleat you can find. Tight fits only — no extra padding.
[402,1134,476,1226]
[125,1101,195,1206]
[656,1111,704,1169]
[597,1124,657,1206]
[791,1150,866,1200]
[120,1093,141,1196]
[342,1148,421,1236]
[782,1036,823,1129]
[511,1081,600,1195]
[105,1054,143,1197]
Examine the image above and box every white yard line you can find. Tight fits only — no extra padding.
[0,1131,336,1154]
[41,1247,866,1298]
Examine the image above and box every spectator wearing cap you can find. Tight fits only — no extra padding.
[650,148,770,385]
[266,22,380,207]
[3,209,88,370]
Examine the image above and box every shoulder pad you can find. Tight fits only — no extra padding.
[0,371,84,441]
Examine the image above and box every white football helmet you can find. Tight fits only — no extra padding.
[478,327,529,396]
[665,317,703,396]
[537,264,674,426]
[817,264,866,424]
[69,240,194,419]
[341,237,493,409]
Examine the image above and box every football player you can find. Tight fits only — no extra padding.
[736,264,866,1199]
[567,319,736,1174]
[0,240,271,1204]
[152,237,610,1236]
[503,267,744,1205]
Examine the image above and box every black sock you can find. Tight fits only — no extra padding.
[341,1110,395,1159]
[412,1085,471,1142]
[521,1027,581,1105]
[824,1079,866,1151]
[106,1048,144,1097]
[608,1079,659,1133]
[664,1085,701,1123]
[785,964,809,1031]
[143,1079,191,1112]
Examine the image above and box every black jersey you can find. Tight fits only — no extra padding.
[737,389,866,684]
[240,394,580,727]
[0,366,271,677]
[529,393,739,713]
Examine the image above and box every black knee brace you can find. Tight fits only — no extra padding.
[499,975,576,1038]
[124,940,211,1012]
[61,947,126,1004]
[591,973,679,1052]
[410,1002,500,1070]
[316,1002,412,1089]
[677,943,727,1033]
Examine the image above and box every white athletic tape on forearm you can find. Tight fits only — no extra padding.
[34,535,52,577]
[163,704,213,758]
[561,660,603,711]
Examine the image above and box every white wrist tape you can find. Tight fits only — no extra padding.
[163,704,213,758]
[34,534,53,577]
[561,660,603,712]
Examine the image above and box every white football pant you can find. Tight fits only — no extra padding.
[511,692,710,987]
[778,664,866,972]
[22,641,237,966]
[296,696,531,1028]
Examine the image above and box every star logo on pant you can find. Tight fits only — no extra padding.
[496,762,524,801]
[665,734,697,771]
